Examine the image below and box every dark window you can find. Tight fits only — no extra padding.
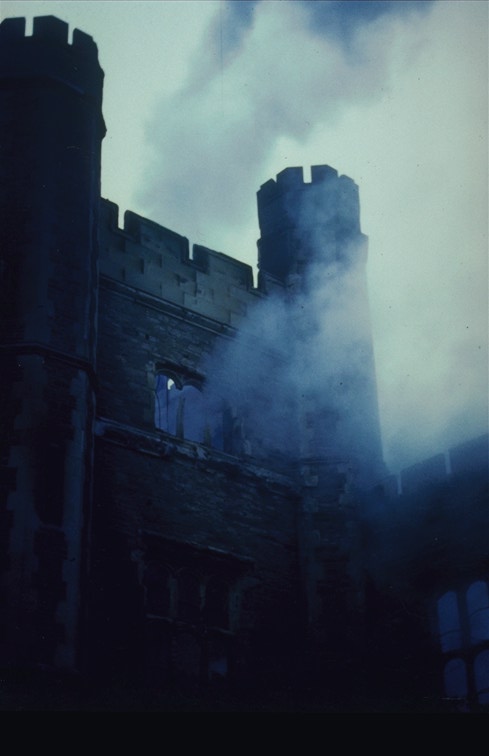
[154,374,180,436]
[180,384,206,443]
[474,650,489,705]
[467,581,489,645]
[208,636,229,682]
[154,372,226,450]
[173,631,201,686]
[436,580,489,709]
[443,657,468,700]
[437,591,462,652]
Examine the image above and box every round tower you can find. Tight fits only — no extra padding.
[256,165,385,488]
[257,166,386,666]
[0,16,105,671]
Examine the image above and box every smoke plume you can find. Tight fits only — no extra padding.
[137,0,487,474]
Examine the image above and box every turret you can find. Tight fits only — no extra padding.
[257,165,362,285]
[0,16,105,671]
[256,165,384,487]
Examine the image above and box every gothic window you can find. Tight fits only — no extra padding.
[466,581,489,645]
[155,373,206,441]
[474,650,489,705]
[154,370,232,451]
[173,632,201,686]
[443,658,468,701]
[437,591,462,652]
[436,579,489,709]
[208,636,229,683]
[180,384,206,443]
[154,373,180,436]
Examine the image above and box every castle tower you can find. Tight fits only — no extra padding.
[257,165,385,488]
[257,166,385,669]
[0,17,105,670]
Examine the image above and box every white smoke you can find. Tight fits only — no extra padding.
[138,0,487,474]
[201,171,385,487]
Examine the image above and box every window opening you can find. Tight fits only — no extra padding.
[208,637,229,682]
[443,657,468,701]
[436,580,489,708]
[155,371,227,450]
[181,384,206,443]
[467,581,489,645]
[474,650,489,705]
[155,373,180,436]
[437,591,462,652]
[173,632,201,685]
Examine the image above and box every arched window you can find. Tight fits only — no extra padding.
[155,372,217,446]
[180,384,206,443]
[208,637,229,682]
[474,650,489,705]
[467,581,489,645]
[443,658,468,701]
[154,373,181,435]
[437,591,462,652]
[435,581,489,709]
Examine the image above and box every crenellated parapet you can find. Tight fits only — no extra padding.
[0,14,105,359]
[0,16,104,104]
[257,164,364,284]
[381,433,489,497]
[98,200,262,328]
[367,434,489,608]
[257,165,361,235]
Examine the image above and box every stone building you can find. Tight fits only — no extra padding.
[0,16,487,711]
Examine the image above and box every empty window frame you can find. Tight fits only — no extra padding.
[154,371,227,449]
[443,657,468,701]
[437,591,462,653]
[466,581,489,645]
[436,580,489,708]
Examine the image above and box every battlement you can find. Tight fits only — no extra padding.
[257,164,361,240]
[382,433,489,497]
[257,165,363,280]
[98,200,261,327]
[258,164,357,200]
[0,16,98,54]
[0,16,103,102]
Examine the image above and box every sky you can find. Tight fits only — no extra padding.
[2,0,488,473]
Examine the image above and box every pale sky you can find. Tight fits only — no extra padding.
[2,0,488,472]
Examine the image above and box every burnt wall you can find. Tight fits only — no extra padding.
[360,433,489,710]
[87,430,303,699]
[99,200,261,329]
[89,208,305,697]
